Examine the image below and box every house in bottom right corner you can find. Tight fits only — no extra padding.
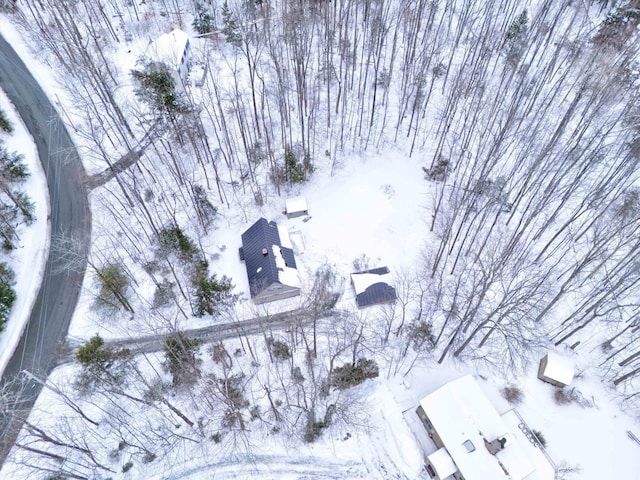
[415,374,556,480]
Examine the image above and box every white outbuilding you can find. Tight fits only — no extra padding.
[146,29,191,90]
[537,352,575,387]
[285,196,308,218]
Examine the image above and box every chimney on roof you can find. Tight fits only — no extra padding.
[261,248,268,256]
[486,437,507,455]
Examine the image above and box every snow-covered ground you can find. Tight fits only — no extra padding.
[2,4,640,480]
[0,87,49,374]
[6,346,640,479]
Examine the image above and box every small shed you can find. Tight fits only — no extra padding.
[146,29,191,90]
[350,266,397,308]
[537,352,575,387]
[285,196,308,218]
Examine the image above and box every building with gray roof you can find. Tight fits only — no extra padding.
[239,218,300,304]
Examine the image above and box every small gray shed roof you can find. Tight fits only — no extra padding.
[351,266,397,307]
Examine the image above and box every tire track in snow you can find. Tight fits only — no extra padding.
[159,454,368,479]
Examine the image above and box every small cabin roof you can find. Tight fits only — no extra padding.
[147,29,189,69]
[350,267,397,307]
[285,196,308,214]
[542,352,575,385]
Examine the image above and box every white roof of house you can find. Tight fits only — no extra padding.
[350,270,392,295]
[501,410,556,480]
[285,196,308,213]
[428,447,458,478]
[147,29,189,70]
[419,375,554,480]
[542,352,575,385]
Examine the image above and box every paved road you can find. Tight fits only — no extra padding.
[0,34,91,463]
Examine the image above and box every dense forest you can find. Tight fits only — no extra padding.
[1,0,640,478]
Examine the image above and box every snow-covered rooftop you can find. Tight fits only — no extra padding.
[350,267,397,307]
[351,269,391,295]
[419,374,555,480]
[541,352,575,386]
[428,447,458,478]
[350,269,392,295]
[276,223,293,249]
[501,410,556,480]
[285,196,308,215]
[146,29,189,70]
[271,244,300,288]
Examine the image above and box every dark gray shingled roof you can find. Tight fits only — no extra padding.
[351,266,397,307]
[240,218,297,296]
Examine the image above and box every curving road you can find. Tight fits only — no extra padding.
[0,33,91,463]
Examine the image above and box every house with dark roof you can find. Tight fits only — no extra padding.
[350,266,397,307]
[239,218,300,304]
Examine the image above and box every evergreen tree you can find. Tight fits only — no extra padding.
[0,274,16,331]
[221,1,242,47]
[0,108,12,133]
[331,358,379,390]
[192,2,214,35]
[131,63,188,114]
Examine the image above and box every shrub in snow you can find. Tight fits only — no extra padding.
[595,6,640,48]
[502,386,524,405]
[303,411,328,443]
[158,226,198,263]
[266,336,292,361]
[0,108,12,133]
[190,264,235,317]
[406,320,436,352]
[0,274,16,331]
[423,157,449,182]
[272,145,314,185]
[352,254,371,272]
[554,387,580,406]
[131,62,188,114]
[532,429,547,448]
[163,332,202,387]
[221,1,242,47]
[75,335,132,393]
[156,227,237,317]
[331,358,379,390]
